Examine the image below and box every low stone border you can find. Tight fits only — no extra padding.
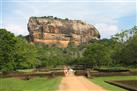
[75,70,137,77]
[0,70,64,78]
[90,71,137,77]
[105,80,137,91]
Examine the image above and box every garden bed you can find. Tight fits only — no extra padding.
[106,80,137,91]
[94,67,129,72]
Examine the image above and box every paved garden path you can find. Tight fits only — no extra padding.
[58,74,107,91]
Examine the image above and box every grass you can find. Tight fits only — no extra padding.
[0,77,62,91]
[90,76,137,91]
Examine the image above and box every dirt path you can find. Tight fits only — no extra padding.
[58,74,107,91]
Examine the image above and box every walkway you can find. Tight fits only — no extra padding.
[58,74,107,91]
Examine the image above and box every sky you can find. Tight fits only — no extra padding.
[0,0,137,38]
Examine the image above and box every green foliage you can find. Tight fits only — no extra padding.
[35,44,83,68]
[84,39,114,67]
[35,44,64,68]
[112,26,137,43]
[83,26,137,68]
[0,29,38,72]
[0,26,137,72]
[0,29,17,72]
[119,34,137,66]
[0,28,85,72]
[15,37,38,69]
[112,26,137,67]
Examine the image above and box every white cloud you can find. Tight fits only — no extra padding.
[5,24,28,36]
[95,23,119,38]
[0,20,2,28]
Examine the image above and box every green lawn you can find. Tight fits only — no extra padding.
[0,77,62,91]
[90,76,137,91]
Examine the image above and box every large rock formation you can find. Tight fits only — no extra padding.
[28,16,100,48]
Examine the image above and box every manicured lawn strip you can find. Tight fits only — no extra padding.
[0,77,62,91]
[90,76,137,91]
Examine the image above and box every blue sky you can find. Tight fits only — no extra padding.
[0,0,136,38]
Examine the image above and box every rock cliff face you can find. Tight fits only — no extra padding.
[28,16,100,48]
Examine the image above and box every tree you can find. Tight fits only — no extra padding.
[119,32,137,66]
[112,26,137,67]
[0,29,39,72]
[15,37,38,69]
[0,29,17,72]
[112,26,137,43]
[35,44,67,68]
[84,42,111,68]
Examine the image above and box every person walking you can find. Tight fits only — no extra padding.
[64,65,68,76]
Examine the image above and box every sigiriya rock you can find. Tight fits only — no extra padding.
[28,16,100,48]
